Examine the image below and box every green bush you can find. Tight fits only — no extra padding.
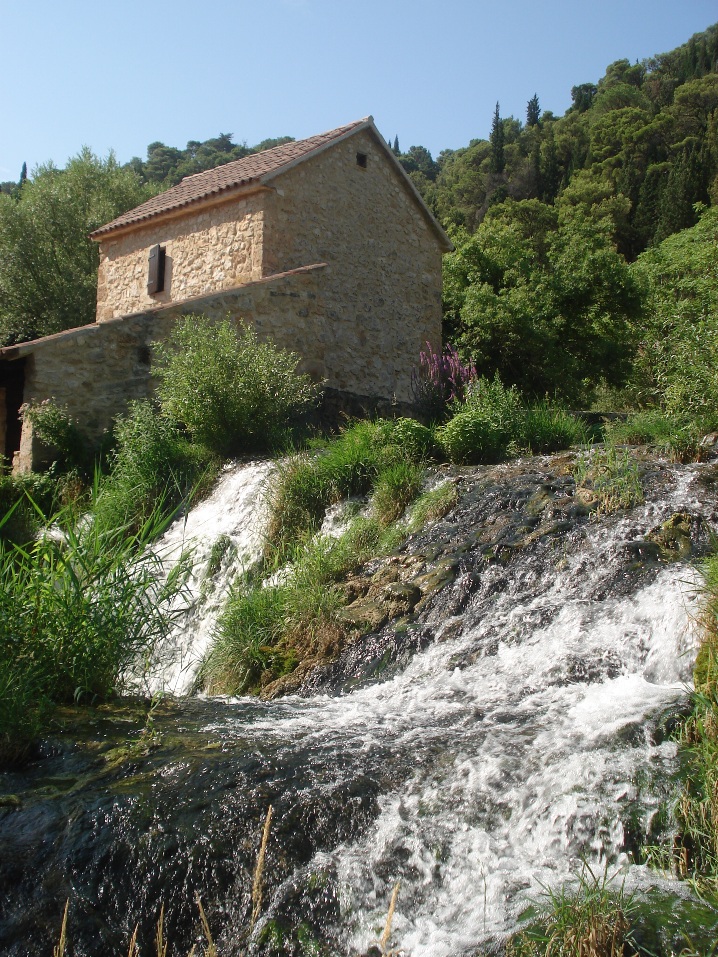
[389,417,436,461]
[438,376,582,464]
[93,400,217,533]
[20,398,95,476]
[0,499,191,765]
[154,316,317,455]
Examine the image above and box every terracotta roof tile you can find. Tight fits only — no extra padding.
[92,118,371,238]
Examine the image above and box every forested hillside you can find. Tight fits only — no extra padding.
[398,22,718,255]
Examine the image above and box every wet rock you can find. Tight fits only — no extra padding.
[382,581,422,616]
[647,511,694,561]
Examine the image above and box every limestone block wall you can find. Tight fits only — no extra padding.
[95,191,266,322]
[12,266,326,471]
[262,129,445,402]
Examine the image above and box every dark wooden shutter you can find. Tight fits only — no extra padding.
[147,244,166,294]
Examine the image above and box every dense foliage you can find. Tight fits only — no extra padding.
[401,24,718,257]
[154,316,317,456]
[630,203,718,421]
[443,199,643,402]
[0,149,154,346]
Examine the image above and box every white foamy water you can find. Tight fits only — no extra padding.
[196,462,706,954]
[145,459,273,695]
[136,457,711,953]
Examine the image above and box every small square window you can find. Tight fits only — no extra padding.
[356,153,367,169]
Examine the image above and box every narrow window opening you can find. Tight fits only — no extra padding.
[147,244,166,295]
[356,152,367,169]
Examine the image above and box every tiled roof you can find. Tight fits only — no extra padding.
[91,118,372,238]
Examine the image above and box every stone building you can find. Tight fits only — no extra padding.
[0,117,451,471]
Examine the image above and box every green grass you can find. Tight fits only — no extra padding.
[91,400,219,535]
[604,410,710,464]
[265,418,427,561]
[204,504,412,696]
[572,443,644,514]
[407,481,459,533]
[436,377,584,465]
[0,496,192,767]
[508,864,638,957]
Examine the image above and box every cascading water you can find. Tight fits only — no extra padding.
[2,453,718,956]
[144,460,273,696]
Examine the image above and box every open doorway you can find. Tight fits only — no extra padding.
[0,359,26,469]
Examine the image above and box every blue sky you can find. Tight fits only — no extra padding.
[1,0,716,181]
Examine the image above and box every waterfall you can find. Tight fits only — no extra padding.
[144,459,273,695]
[1,454,715,957]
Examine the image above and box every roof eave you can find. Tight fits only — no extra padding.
[364,122,453,252]
[89,181,270,242]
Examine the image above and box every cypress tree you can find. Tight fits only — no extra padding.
[490,102,505,174]
[393,135,400,155]
[526,94,540,127]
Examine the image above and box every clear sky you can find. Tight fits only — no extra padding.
[1,0,716,182]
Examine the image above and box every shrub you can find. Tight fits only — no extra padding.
[93,400,217,533]
[0,499,191,765]
[438,376,582,464]
[19,399,95,476]
[154,316,317,455]
[389,417,436,461]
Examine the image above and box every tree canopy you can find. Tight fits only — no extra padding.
[0,149,154,346]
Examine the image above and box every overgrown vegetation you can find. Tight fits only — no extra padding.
[204,416,430,695]
[0,322,322,763]
[436,375,585,464]
[508,865,638,957]
[154,317,317,456]
[668,551,718,896]
[572,443,644,514]
[0,497,190,765]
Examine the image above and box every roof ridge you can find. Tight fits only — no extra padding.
[91,118,372,238]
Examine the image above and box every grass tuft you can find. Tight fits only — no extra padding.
[572,443,643,514]
[508,864,637,957]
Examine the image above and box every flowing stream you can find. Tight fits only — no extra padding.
[2,453,718,955]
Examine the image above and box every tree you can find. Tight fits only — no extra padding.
[571,83,597,113]
[0,149,155,346]
[490,102,505,174]
[444,199,642,402]
[631,204,718,418]
[393,135,400,155]
[526,94,540,127]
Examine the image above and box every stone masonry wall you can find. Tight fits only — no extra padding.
[262,129,444,402]
[95,191,266,322]
[14,266,325,471]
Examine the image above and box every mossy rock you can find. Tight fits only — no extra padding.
[647,512,694,561]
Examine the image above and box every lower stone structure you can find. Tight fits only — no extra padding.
[0,262,431,473]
